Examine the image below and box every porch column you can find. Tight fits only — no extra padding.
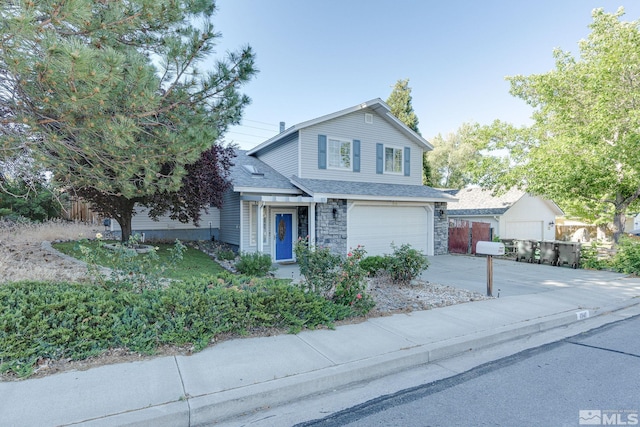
[257,202,265,253]
[309,202,316,247]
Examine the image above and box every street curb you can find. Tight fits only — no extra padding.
[135,298,639,426]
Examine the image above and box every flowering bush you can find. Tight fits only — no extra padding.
[294,238,374,315]
[294,237,341,298]
[333,245,375,315]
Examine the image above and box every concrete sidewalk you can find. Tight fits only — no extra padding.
[1,255,640,426]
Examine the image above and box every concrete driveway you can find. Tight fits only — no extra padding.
[423,254,640,300]
[276,254,640,302]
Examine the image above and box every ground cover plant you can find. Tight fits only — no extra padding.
[0,221,376,379]
[0,277,352,378]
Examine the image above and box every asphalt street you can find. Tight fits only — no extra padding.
[298,315,640,427]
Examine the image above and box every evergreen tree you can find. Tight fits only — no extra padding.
[386,78,434,186]
[386,79,420,134]
[0,1,256,240]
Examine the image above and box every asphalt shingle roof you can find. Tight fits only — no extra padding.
[446,187,525,216]
[229,150,300,192]
[290,177,454,201]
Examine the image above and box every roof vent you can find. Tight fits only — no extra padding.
[279,121,285,133]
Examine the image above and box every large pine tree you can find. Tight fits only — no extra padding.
[386,78,434,185]
[0,0,256,240]
[386,78,420,134]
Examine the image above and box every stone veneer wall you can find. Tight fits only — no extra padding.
[315,199,347,255]
[434,201,449,255]
[297,206,309,240]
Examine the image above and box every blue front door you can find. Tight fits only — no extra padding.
[275,213,293,261]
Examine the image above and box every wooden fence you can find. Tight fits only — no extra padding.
[448,219,491,254]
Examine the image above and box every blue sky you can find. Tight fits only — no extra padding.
[212,1,640,149]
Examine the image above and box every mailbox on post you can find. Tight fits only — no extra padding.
[476,241,505,297]
[476,241,505,256]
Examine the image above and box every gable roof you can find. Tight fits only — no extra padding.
[446,187,563,216]
[247,98,433,156]
[290,177,454,203]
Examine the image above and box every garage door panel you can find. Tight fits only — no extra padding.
[348,205,428,256]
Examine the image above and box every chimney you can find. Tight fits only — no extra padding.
[279,121,285,133]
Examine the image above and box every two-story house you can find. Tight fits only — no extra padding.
[110,99,453,259]
[219,99,453,261]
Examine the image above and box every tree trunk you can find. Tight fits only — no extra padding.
[612,209,626,244]
[111,198,136,243]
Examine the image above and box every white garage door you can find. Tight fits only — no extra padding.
[504,221,543,240]
[348,204,429,256]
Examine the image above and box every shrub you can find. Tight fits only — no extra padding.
[294,237,341,298]
[386,243,429,284]
[235,252,275,276]
[610,237,640,275]
[580,241,607,270]
[360,255,390,277]
[217,248,237,261]
[76,234,186,291]
[333,246,375,315]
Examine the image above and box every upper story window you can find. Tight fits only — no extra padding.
[384,146,403,174]
[328,138,351,170]
[376,143,410,176]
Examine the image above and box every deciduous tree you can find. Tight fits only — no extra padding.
[427,123,481,189]
[472,8,640,242]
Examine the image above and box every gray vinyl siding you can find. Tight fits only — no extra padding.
[219,190,241,246]
[110,205,220,240]
[257,131,299,179]
[299,109,424,185]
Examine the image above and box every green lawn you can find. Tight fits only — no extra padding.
[53,240,225,280]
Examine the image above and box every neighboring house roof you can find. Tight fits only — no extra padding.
[230,150,302,194]
[290,177,455,203]
[247,98,433,156]
[446,187,563,216]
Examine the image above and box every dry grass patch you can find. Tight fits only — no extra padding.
[0,220,98,284]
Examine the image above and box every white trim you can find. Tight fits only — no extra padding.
[305,193,445,203]
[240,194,327,203]
[234,186,302,195]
